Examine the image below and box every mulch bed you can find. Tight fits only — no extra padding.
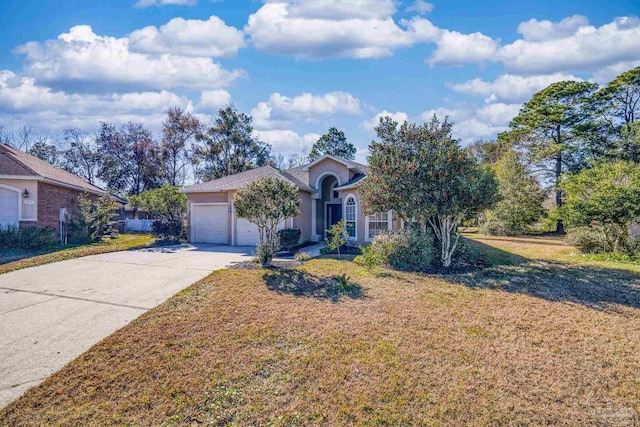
[228,260,302,270]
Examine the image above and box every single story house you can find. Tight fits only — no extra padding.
[180,154,400,246]
[0,143,120,233]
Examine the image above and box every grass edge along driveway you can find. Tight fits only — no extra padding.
[0,234,155,276]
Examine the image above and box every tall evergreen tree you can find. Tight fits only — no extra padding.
[309,127,356,161]
[195,106,271,180]
[503,80,598,233]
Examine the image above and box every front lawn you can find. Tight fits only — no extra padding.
[1,236,639,425]
[0,233,155,275]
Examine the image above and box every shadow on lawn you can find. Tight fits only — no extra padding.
[264,269,364,302]
[450,240,640,311]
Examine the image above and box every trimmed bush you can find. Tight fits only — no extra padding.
[277,228,301,252]
[361,229,435,272]
[565,227,609,254]
[0,225,58,250]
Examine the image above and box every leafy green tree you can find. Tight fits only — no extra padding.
[160,107,201,186]
[482,150,545,235]
[504,80,598,233]
[309,127,356,161]
[598,66,640,127]
[360,115,497,268]
[561,161,640,253]
[467,139,511,165]
[233,177,300,267]
[73,193,119,243]
[325,219,347,260]
[96,122,163,195]
[129,185,187,241]
[195,105,271,180]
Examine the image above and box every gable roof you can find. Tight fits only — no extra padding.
[299,154,360,171]
[180,165,316,194]
[0,143,108,196]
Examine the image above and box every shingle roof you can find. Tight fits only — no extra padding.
[0,143,107,195]
[180,165,316,193]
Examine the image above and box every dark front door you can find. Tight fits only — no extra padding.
[326,203,343,233]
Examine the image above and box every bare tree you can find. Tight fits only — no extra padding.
[160,107,201,186]
[60,127,101,185]
[287,146,311,168]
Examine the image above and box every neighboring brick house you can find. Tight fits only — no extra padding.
[180,154,399,246]
[0,143,122,233]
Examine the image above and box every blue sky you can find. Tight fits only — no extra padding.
[0,0,639,162]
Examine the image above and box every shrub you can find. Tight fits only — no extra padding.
[129,185,187,242]
[71,193,119,244]
[363,229,435,272]
[255,238,280,268]
[0,225,58,250]
[565,227,609,254]
[295,251,311,262]
[479,210,508,236]
[277,228,301,252]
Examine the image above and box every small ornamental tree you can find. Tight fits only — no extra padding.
[325,220,347,259]
[73,193,119,243]
[561,161,640,253]
[360,115,497,268]
[129,185,187,241]
[233,177,301,267]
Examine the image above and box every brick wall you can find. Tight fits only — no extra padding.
[36,182,88,231]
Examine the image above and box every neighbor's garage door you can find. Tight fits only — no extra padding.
[191,204,229,244]
[0,188,19,228]
[236,218,286,246]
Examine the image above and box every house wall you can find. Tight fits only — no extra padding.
[307,158,351,188]
[0,178,38,222]
[295,190,313,242]
[36,182,90,231]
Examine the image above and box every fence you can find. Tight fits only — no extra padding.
[125,219,155,233]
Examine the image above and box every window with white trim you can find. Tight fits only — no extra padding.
[344,195,357,239]
[367,211,392,241]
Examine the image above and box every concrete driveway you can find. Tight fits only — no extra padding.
[0,244,252,407]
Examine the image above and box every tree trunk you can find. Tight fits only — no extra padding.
[428,215,461,268]
[555,137,564,234]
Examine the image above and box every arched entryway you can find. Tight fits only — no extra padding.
[314,173,342,238]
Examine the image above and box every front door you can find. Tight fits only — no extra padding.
[326,203,342,235]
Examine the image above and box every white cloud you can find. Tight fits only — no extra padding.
[196,90,231,113]
[405,0,434,14]
[245,2,423,59]
[251,91,361,129]
[591,60,640,84]
[428,30,499,66]
[363,110,409,130]
[476,103,521,126]
[0,71,192,132]
[135,0,197,8]
[498,16,640,74]
[517,15,589,41]
[15,25,245,93]
[253,129,320,155]
[129,16,245,57]
[447,73,581,103]
[420,104,516,143]
[284,0,397,20]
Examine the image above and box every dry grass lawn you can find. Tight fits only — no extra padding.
[1,235,639,426]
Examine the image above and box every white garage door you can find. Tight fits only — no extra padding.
[0,188,19,228]
[191,204,229,244]
[236,217,286,246]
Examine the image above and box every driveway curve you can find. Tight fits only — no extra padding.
[0,244,252,407]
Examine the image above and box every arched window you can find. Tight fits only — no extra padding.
[344,194,357,240]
